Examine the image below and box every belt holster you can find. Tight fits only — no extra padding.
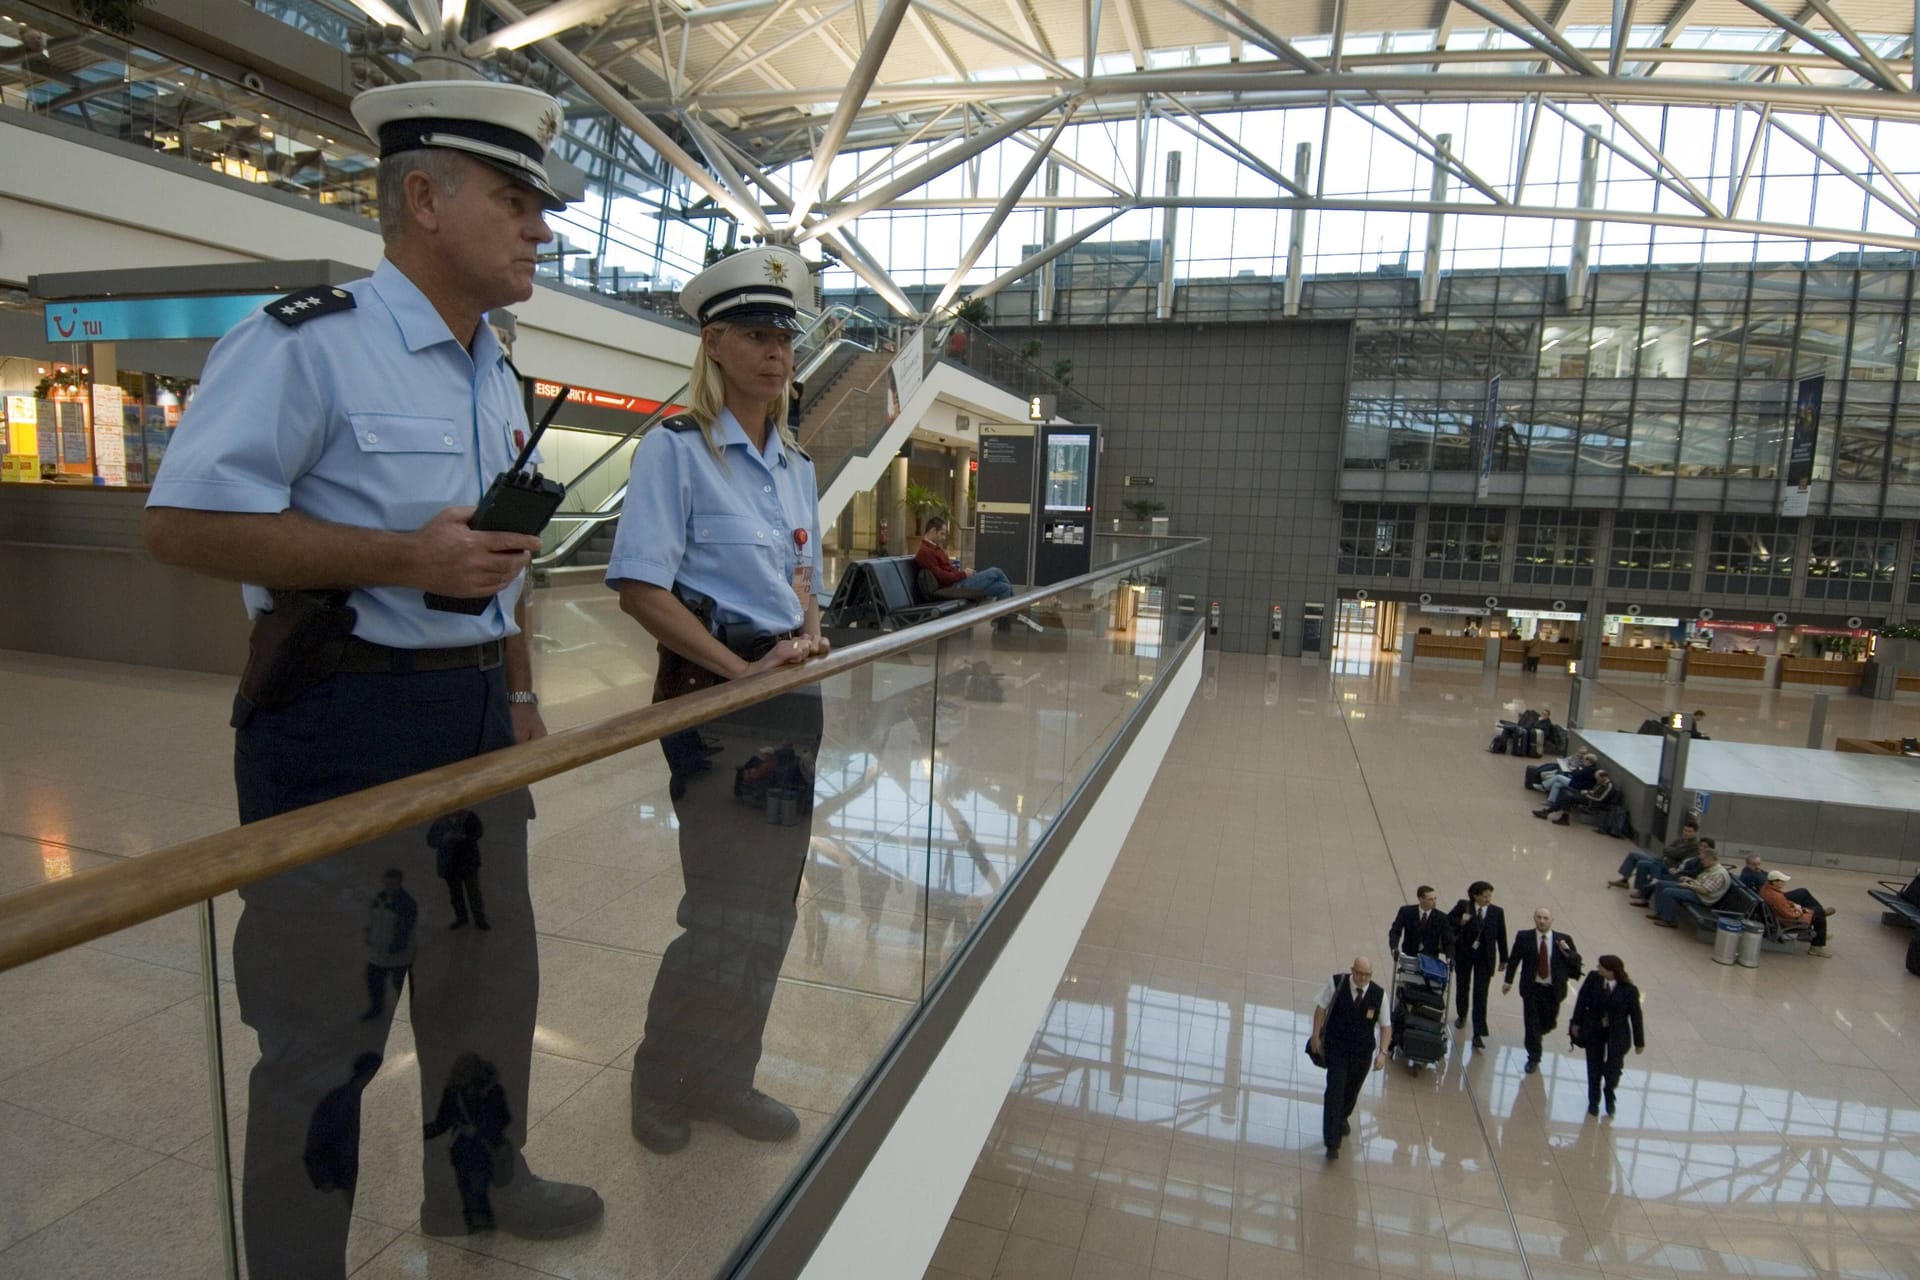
[239,588,357,710]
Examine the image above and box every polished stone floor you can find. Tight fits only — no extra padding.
[4,607,1919,1279]
[0,579,1162,1279]
[927,644,1920,1280]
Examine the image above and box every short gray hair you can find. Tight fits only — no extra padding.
[376,149,469,242]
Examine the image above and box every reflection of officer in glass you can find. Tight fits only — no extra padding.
[140,80,602,1277]
[361,870,417,1021]
[429,809,488,930]
[607,245,827,1155]
[422,1052,512,1232]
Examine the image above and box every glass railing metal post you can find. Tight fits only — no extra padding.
[199,899,241,1280]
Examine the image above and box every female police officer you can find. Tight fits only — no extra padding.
[607,244,827,1153]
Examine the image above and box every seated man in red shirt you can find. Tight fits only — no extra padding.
[914,517,1014,599]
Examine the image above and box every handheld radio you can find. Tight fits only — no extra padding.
[425,386,571,615]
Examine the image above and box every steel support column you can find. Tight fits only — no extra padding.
[1285,142,1310,317]
[1568,126,1600,311]
[1157,150,1181,320]
[1037,161,1061,322]
[1420,132,1450,316]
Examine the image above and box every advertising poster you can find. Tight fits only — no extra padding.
[884,330,925,426]
[58,400,89,465]
[1476,376,1499,498]
[2,396,36,483]
[1781,375,1822,516]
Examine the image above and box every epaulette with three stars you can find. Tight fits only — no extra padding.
[266,286,356,327]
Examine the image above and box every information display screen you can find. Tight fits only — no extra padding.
[1043,432,1092,511]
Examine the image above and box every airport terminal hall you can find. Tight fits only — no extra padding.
[14,0,1920,1276]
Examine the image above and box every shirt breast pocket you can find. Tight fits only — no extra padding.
[347,414,464,457]
[691,514,773,550]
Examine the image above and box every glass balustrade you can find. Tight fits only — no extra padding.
[0,539,1207,1279]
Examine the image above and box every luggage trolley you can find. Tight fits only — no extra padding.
[1390,953,1451,1073]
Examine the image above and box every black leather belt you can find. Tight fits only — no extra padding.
[732,628,801,661]
[336,636,505,674]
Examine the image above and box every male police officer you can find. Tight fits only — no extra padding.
[144,78,601,1277]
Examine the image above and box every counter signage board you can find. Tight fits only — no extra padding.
[91,385,126,485]
[43,294,281,343]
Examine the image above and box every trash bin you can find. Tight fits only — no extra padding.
[1737,919,1764,968]
[1713,914,1743,965]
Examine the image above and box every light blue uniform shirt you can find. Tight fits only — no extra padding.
[147,260,531,647]
[607,408,822,636]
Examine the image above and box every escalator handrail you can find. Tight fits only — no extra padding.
[0,537,1208,974]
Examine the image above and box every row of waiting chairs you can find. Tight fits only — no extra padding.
[1667,879,1817,951]
[820,555,989,632]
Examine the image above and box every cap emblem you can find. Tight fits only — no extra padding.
[538,105,561,148]
[764,255,789,285]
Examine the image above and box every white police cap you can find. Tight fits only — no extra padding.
[680,245,812,331]
[352,79,569,212]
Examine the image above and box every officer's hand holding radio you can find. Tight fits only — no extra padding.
[409,506,542,598]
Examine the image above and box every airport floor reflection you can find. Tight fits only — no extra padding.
[932,651,1920,1280]
[0,578,1175,1279]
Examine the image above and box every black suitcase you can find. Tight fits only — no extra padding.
[1401,1010,1445,1039]
[1401,986,1447,1018]
[1400,1027,1446,1061]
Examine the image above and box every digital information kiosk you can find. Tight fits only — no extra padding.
[976,422,1101,587]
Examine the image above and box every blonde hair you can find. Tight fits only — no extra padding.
[686,322,796,462]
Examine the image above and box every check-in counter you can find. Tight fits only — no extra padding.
[1685,650,1768,682]
[1778,656,1866,688]
[1413,634,1485,663]
[1900,674,1920,694]
[1599,647,1670,676]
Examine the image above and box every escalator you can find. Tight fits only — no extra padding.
[534,304,901,582]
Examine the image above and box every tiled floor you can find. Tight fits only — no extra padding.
[5,604,1920,1279]
[0,580,1164,1278]
[929,646,1920,1280]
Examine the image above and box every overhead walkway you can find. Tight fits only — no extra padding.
[0,538,1208,1280]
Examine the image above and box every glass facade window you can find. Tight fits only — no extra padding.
[1705,516,1797,597]
[1338,504,1417,577]
[1512,510,1599,587]
[1609,512,1697,592]
[1804,518,1899,602]
[1332,261,1920,509]
[1422,507,1504,581]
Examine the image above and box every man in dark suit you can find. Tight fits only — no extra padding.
[1502,906,1581,1074]
[1447,881,1507,1050]
[1388,885,1453,960]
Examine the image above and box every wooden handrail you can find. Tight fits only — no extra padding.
[0,539,1205,973]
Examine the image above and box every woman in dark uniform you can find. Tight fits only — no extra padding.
[606,244,827,1155]
[1568,953,1645,1117]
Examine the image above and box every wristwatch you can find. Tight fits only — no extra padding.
[508,690,539,706]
